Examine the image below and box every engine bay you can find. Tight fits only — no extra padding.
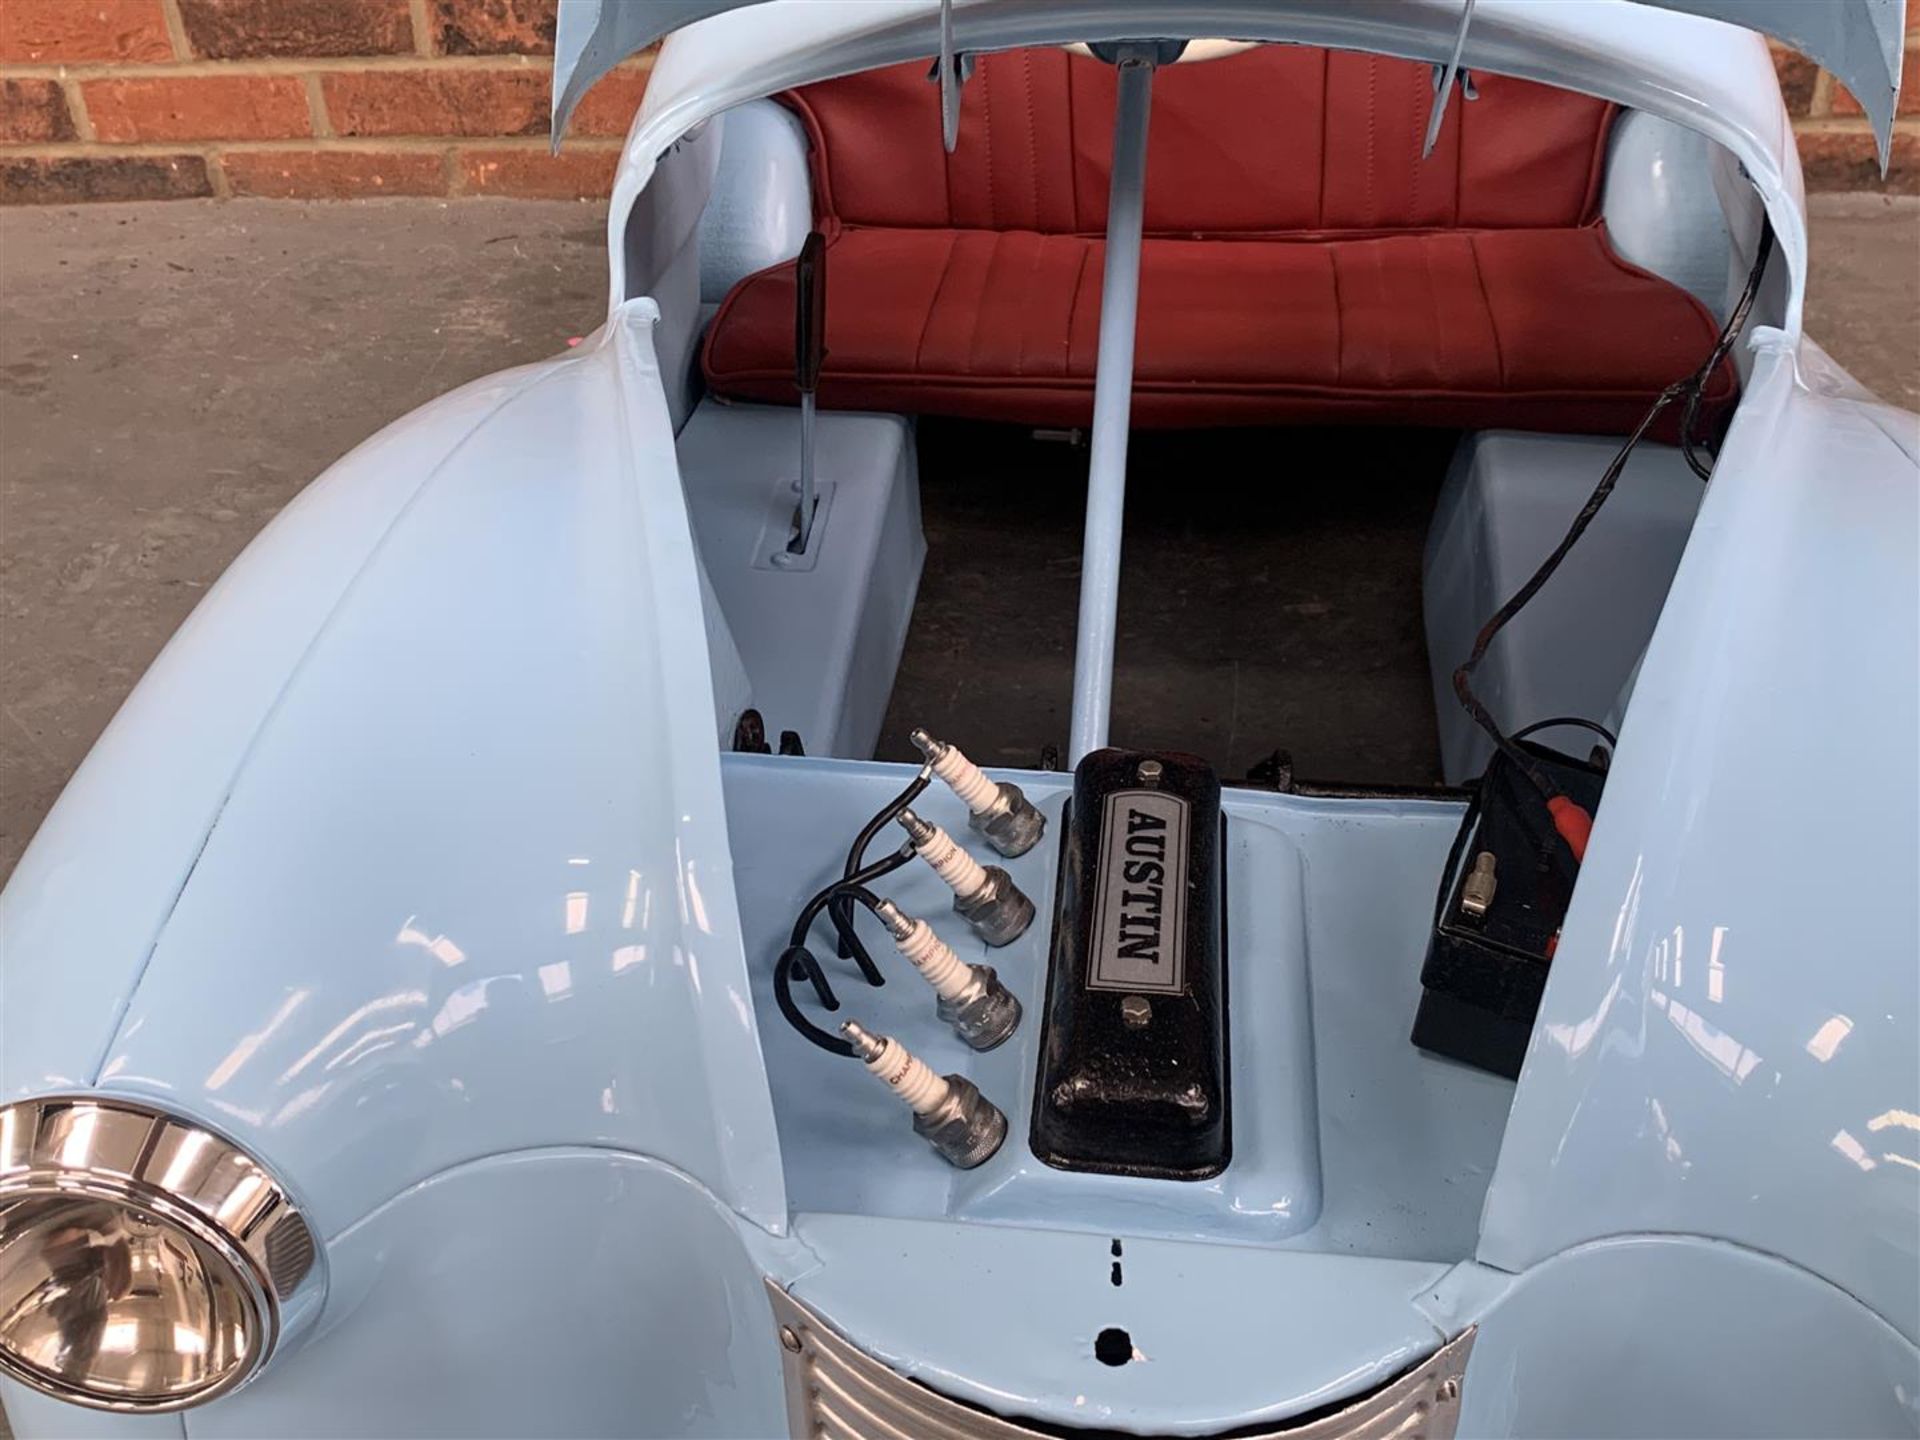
[723,744,1511,1260]
[675,40,1769,1281]
[663,27,1787,1428]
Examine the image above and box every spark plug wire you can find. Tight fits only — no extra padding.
[773,765,940,1057]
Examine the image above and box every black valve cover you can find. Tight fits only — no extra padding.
[1030,748,1229,1180]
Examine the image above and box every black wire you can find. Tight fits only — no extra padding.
[1453,219,1775,804]
[788,844,913,977]
[1452,383,1682,801]
[828,883,885,919]
[847,771,931,876]
[830,770,930,962]
[773,848,913,1057]
[1680,224,1777,480]
[1512,716,1619,750]
[775,946,854,1055]
[770,768,933,1057]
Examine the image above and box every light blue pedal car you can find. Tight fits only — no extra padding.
[2,2,1914,1436]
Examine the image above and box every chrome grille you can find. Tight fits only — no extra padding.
[767,1279,1472,1440]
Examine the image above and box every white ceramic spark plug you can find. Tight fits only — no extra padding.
[872,898,1021,1050]
[895,808,1035,947]
[910,728,1046,857]
[841,1021,1007,1169]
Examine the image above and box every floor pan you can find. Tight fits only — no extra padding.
[878,421,1453,785]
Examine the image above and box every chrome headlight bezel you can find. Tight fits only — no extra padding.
[0,1096,321,1413]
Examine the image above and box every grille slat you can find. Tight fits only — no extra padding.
[767,1278,1472,1440]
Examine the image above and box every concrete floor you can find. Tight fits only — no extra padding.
[3,194,1918,883]
[1797,194,1920,412]
[1,199,608,882]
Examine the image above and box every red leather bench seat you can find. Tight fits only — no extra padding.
[702,47,1733,433]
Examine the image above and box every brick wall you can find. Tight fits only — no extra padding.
[0,0,649,202]
[0,3,1913,204]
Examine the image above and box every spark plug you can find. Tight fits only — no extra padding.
[895,807,1035,946]
[841,1021,1006,1169]
[910,728,1046,857]
[872,898,1021,1050]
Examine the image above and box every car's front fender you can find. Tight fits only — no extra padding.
[2,355,545,1102]
[1480,339,1920,1344]
[0,302,787,1255]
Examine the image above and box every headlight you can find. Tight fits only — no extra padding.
[0,1097,319,1412]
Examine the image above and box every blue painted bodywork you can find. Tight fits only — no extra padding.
[556,0,1910,167]
[196,1152,797,1440]
[1479,346,1920,1346]
[1450,1236,1920,1438]
[3,4,1917,1437]
[78,302,786,1245]
[0,357,550,1102]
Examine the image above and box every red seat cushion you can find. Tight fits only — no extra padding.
[701,47,1734,432]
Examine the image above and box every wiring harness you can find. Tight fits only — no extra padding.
[772,765,930,1056]
[1453,220,1776,860]
[775,732,1042,1055]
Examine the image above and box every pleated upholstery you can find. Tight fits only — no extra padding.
[702,46,1734,433]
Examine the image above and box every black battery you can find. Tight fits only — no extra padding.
[1030,748,1229,1180]
[1412,738,1607,1078]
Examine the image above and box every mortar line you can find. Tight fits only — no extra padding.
[302,72,331,138]
[1810,67,1837,119]
[407,0,436,57]
[62,76,97,143]
[0,54,657,78]
[155,0,194,62]
[0,136,626,157]
[0,55,571,78]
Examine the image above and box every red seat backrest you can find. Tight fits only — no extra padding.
[784,46,1615,237]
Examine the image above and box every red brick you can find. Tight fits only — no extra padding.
[1796,128,1920,194]
[177,0,413,59]
[1830,54,1920,118]
[432,0,556,56]
[458,145,615,198]
[322,67,548,137]
[223,148,447,197]
[84,75,312,143]
[0,0,172,63]
[1,153,211,204]
[1770,45,1818,117]
[570,66,648,138]
[0,79,77,144]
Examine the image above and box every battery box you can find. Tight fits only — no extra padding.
[1412,739,1607,1078]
